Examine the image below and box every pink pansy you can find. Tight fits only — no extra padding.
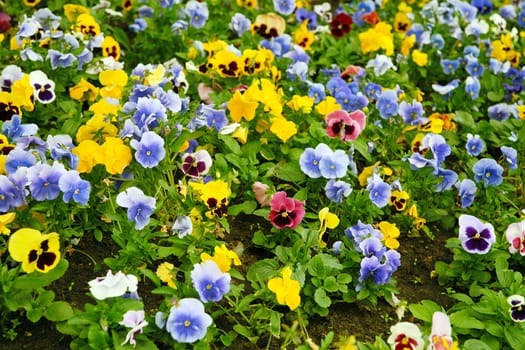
[428,312,454,350]
[325,109,366,142]
[506,220,525,255]
[268,191,305,229]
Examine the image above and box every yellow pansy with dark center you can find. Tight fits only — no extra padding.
[8,228,61,273]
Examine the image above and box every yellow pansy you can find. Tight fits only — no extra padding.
[75,14,101,36]
[24,0,41,6]
[69,78,99,102]
[293,21,315,50]
[236,0,257,8]
[516,105,525,120]
[394,12,411,33]
[389,190,410,211]
[73,140,101,173]
[267,267,301,311]
[89,97,121,119]
[232,125,248,144]
[144,65,165,86]
[210,50,244,78]
[8,228,61,273]
[0,213,16,235]
[315,96,342,117]
[99,70,128,99]
[96,137,132,175]
[101,36,121,60]
[63,4,90,21]
[270,117,297,143]
[412,49,428,66]
[200,244,241,273]
[200,180,231,218]
[228,90,259,123]
[400,34,416,57]
[287,95,314,113]
[318,207,340,248]
[378,221,400,249]
[11,74,35,112]
[76,115,118,143]
[156,262,177,289]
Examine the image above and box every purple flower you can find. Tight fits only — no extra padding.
[116,187,156,230]
[29,70,56,104]
[129,18,147,33]
[455,179,477,208]
[508,295,525,322]
[181,149,212,178]
[273,0,295,15]
[366,173,391,208]
[324,179,352,203]
[185,1,209,29]
[299,143,331,178]
[133,97,168,131]
[130,131,166,168]
[472,158,503,187]
[191,260,231,303]
[423,133,451,166]
[230,13,251,37]
[458,214,495,254]
[466,133,485,156]
[166,298,212,343]
[375,90,398,120]
[501,146,518,170]
[0,175,22,212]
[58,170,91,205]
[119,310,148,347]
[399,100,426,126]
[27,162,66,201]
[358,256,392,286]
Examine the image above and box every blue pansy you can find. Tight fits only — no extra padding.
[191,260,231,303]
[455,178,477,208]
[366,174,391,208]
[324,179,352,203]
[166,298,213,343]
[472,158,503,187]
[466,133,485,156]
[27,162,66,201]
[58,170,91,205]
[116,186,156,230]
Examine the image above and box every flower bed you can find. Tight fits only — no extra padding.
[0,0,524,349]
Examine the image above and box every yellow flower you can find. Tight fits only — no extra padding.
[315,96,342,117]
[412,49,428,66]
[318,208,340,248]
[0,33,4,43]
[8,228,61,273]
[338,335,358,350]
[210,50,244,78]
[417,118,444,133]
[99,69,128,99]
[200,180,231,218]
[293,21,315,50]
[96,137,132,175]
[101,36,121,60]
[0,213,16,235]
[378,221,400,249]
[144,65,165,86]
[267,267,301,311]
[201,244,241,273]
[517,105,525,120]
[69,78,99,102]
[359,22,394,56]
[156,262,177,289]
[232,125,248,144]
[270,117,297,143]
[227,90,259,122]
[63,4,90,21]
[358,162,392,186]
[75,14,101,36]
[406,204,426,230]
[400,34,416,57]
[73,140,102,173]
[389,190,410,211]
[11,74,35,112]
[76,115,118,143]
[252,13,286,38]
[89,97,121,119]
[394,12,411,33]
[236,0,257,8]
[24,0,41,7]
[287,95,314,113]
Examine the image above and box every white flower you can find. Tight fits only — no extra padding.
[119,310,148,347]
[366,55,397,77]
[88,270,138,300]
[387,322,424,350]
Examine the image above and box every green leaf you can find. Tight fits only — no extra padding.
[337,273,352,284]
[314,288,331,308]
[504,326,525,350]
[227,201,257,216]
[408,300,442,323]
[454,111,476,129]
[450,309,485,330]
[487,91,504,102]
[323,276,339,293]
[274,162,305,183]
[45,301,74,322]
[270,310,281,338]
[219,134,241,154]
[13,259,69,290]
[463,339,493,350]
[246,259,280,284]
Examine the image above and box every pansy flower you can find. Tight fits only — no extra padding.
[130,131,166,168]
[508,295,525,322]
[505,220,525,255]
[268,191,305,229]
[8,228,60,273]
[88,270,138,300]
[182,150,212,178]
[267,266,301,310]
[156,262,177,289]
[378,221,400,249]
[428,312,457,350]
[191,260,231,303]
[387,322,424,350]
[330,12,353,38]
[200,244,241,273]
[318,207,339,247]
[116,186,156,230]
[200,180,231,219]
[366,173,391,208]
[251,13,286,39]
[454,179,477,208]
[325,109,366,142]
[165,298,212,343]
[472,158,503,187]
[466,133,485,156]
[185,1,209,29]
[28,70,55,104]
[171,215,193,238]
[389,190,409,211]
[119,310,148,347]
[458,214,495,254]
[0,212,16,235]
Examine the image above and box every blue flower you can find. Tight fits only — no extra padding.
[501,146,518,170]
[432,79,460,96]
[472,158,503,187]
[27,162,66,201]
[47,134,78,169]
[116,187,156,230]
[172,215,193,238]
[344,220,383,252]
[465,58,484,78]
[191,260,231,303]
[366,174,391,208]
[230,13,251,37]
[487,103,517,121]
[466,133,485,156]
[0,175,23,212]
[166,298,213,343]
[286,61,308,82]
[319,149,350,179]
[384,249,401,272]
[326,77,346,96]
[4,147,37,174]
[375,90,399,119]
[324,179,352,203]
[363,83,382,100]
[424,133,451,166]
[471,0,493,14]
[296,8,317,30]
[441,59,461,75]
[435,168,458,192]
[58,170,90,205]
[359,237,386,260]
[185,1,209,29]
[2,115,38,142]
[307,83,326,104]
[129,18,148,32]
[465,76,480,100]
[358,256,392,286]
[299,143,331,178]
[399,100,426,126]
[133,97,168,131]
[47,49,76,70]
[273,0,295,15]
[131,131,166,168]
[455,179,477,208]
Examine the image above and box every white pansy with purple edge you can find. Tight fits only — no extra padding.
[458,214,496,254]
[507,295,525,322]
[29,70,56,104]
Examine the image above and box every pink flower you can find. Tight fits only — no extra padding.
[268,191,305,229]
[506,220,525,255]
[340,64,364,79]
[428,312,454,350]
[252,181,271,207]
[325,109,366,142]
[0,13,11,33]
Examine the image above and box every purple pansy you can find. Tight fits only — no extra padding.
[458,214,496,254]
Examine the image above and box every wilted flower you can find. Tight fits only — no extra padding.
[500,146,518,170]
[171,215,193,238]
[458,214,495,254]
[267,266,301,310]
[166,298,213,343]
[88,270,138,300]
[252,181,272,207]
[268,191,305,229]
[119,310,148,347]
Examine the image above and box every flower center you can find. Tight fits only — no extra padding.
[184,320,191,327]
